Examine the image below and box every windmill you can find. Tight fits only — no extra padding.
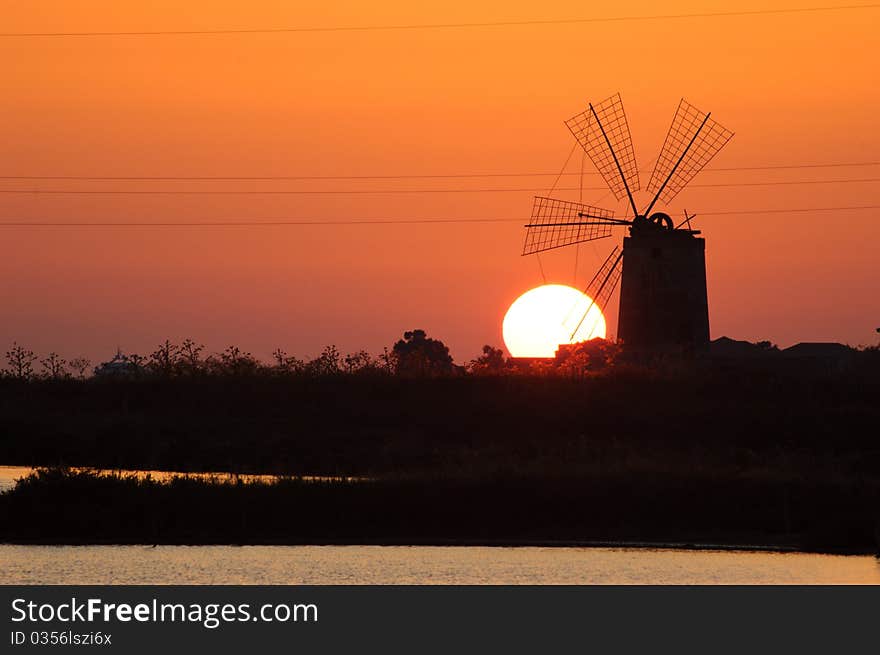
[522,93,734,354]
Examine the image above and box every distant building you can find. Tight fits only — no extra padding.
[781,342,856,373]
[94,348,135,378]
[709,336,779,359]
[706,337,856,374]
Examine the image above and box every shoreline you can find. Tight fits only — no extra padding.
[2,538,875,557]
[3,468,878,557]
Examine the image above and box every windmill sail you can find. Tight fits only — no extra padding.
[522,196,616,256]
[645,99,734,211]
[569,245,623,341]
[565,93,640,214]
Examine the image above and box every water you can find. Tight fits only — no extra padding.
[4,465,879,584]
[1,545,878,584]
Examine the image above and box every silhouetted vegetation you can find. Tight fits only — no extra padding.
[392,329,456,377]
[3,329,877,382]
[1,467,877,552]
[1,330,878,550]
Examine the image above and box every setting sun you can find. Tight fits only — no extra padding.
[502,284,606,358]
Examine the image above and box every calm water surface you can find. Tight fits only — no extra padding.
[1,545,879,584]
[4,466,880,584]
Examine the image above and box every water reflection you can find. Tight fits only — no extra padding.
[1,545,879,584]
[3,465,879,584]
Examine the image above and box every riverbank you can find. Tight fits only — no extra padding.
[0,536,828,554]
[2,468,877,554]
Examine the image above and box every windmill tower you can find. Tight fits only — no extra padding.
[522,93,734,355]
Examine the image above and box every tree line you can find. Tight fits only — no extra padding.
[2,329,619,382]
[6,329,877,383]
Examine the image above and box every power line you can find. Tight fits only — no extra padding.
[0,161,876,182]
[0,205,877,227]
[688,177,880,188]
[0,177,878,195]
[705,161,880,173]
[1,4,877,37]
[701,204,880,216]
[0,218,521,227]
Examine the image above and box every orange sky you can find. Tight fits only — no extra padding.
[1,1,878,363]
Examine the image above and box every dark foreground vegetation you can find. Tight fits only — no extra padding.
[1,468,877,553]
[1,331,879,550]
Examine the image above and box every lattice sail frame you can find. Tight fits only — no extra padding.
[565,93,640,204]
[646,99,734,205]
[569,245,623,340]
[522,196,615,256]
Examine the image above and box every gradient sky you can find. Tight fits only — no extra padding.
[2,1,878,364]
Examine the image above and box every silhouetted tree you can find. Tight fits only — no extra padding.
[378,347,398,374]
[272,348,304,375]
[756,340,780,352]
[127,353,149,377]
[306,345,341,376]
[527,359,555,377]
[599,340,621,368]
[178,339,205,375]
[39,352,69,380]
[209,346,260,376]
[468,345,508,375]
[150,340,179,377]
[392,329,454,377]
[343,350,375,374]
[557,343,591,379]
[69,357,91,380]
[4,343,37,381]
